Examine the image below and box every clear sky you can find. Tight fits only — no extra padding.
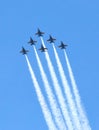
[0,0,99,130]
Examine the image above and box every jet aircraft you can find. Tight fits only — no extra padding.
[58,41,68,49]
[35,28,44,37]
[28,37,37,45]
[20,47,29,54]
[47,35,56,43]
[39,44,48,52]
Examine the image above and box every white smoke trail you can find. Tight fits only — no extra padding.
[52,44,82,130]
[64,50,91,130]
[40,37,74,130]
[33,46,66,130]
[25,55,57,130]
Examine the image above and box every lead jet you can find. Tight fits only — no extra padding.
[28,37,37,45]
[35,28,44,37]
[39,44,47,52]
[58,41,68,49]
[47,35,56,43]
[20,47,29,54]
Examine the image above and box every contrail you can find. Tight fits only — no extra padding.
[52,44,82,130]
[64,50,91,130]
[33,46,66,130]
[25,55,57,130]
[40,37,74,130]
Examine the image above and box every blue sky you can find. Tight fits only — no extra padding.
[0,0,99,129]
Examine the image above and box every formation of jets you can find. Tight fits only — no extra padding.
[20,28,68,54]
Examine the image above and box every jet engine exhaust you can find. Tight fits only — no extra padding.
[40,37,74,130]
[33,46,66,130]
[25,55,57,130]
[64,50,91,130]
[52,44,82,130]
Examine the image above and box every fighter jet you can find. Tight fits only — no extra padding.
[28,37,37,45]
[39,44,48,52]
[47,35,56,43]
[20,47,29,54]
[35,28,44,37]
[58,41,68,49]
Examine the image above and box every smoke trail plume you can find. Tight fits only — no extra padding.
[25,55,57,130]
[33,46,66,130]
[64,50,91,130]
[52,44,82,130]
[40,37,74,130]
